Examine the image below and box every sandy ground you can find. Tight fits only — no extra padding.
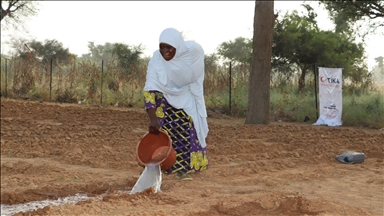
[1,98,383,216]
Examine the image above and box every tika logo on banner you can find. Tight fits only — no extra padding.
[320,76,340,84]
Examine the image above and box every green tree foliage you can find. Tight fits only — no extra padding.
[0,0,39,30]
[217,37,252,64]
[320,0,383,21]
[273,6,366,91]
[372,56,384,83]
[112,43,143,76]
[375,56,383,68]
[12,38,75,65]
[216,5,368,91]
[319,0,384,33]
[81,42,114,63]
[82,42,144,76]
[316,31,367,85]
[28,39,74,64]
[8,38,74,96]
[204,53,219,72]
[273,9,323,90]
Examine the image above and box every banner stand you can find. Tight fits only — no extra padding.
[313,67,343,127]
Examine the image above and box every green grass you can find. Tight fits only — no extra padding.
[342,92,384,128]
[208,84,383,129]
[270,87,318,122]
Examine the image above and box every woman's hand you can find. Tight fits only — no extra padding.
[147,108,160,134]
[149,119,160,134]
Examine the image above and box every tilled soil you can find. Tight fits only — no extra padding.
[1,98,383,216]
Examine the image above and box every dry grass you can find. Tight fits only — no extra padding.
[1,56,383,128]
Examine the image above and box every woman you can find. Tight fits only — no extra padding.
[143,28,209,176]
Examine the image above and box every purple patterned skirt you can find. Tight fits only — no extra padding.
[144,90,208,174]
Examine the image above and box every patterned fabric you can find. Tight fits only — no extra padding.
[144,90,209,174]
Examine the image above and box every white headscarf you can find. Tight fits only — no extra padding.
[144,28,208,147]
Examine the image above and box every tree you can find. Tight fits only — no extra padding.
[319,0,384,32]
[273,7,366,91]
[372,56,384,82]
[11,38,75,65]
[112,43,143,76]
[82,42,144,76]
[8,38,74,96]
[320,0,383,20]
[245,1,276,125]
[81,42,115,63]
[204,53,219,73]
[0,0,39,30]
[375,56,383,68]
[27,39,74,65]
[204,53,221,95]
[217,37,252,64]
[273,9,320,91]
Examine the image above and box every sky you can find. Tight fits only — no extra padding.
[1,1,383,71]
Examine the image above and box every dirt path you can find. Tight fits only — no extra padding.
[1,98,383,216]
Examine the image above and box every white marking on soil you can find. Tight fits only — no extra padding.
[0,193,102,216]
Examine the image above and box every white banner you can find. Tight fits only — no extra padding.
[313,67,343,126]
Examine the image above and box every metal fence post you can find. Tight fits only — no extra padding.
[50,59,53,100]
[229,61,232,114]
[5,59,8,97]
[314,63,318,119]
[100,59,104,104]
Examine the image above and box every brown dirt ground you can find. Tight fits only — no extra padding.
[1,98,383,216]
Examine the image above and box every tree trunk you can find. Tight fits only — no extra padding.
[298,65,309,92]
[0,9,7,21]
[245,0,275,124]
[298,67,306,92]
